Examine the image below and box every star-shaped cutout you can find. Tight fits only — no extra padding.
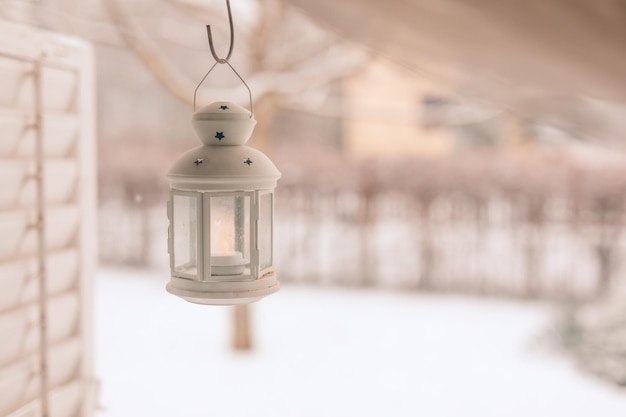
[215,131,225,140]
[219,105,229,110]
[243,158,253,166]
[194,158,204,166]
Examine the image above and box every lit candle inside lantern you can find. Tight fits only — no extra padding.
[209,195,248,276]
[210,250,246,275]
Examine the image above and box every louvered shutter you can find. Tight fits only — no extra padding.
[0,20,97,417]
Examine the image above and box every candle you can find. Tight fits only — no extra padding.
[210,251,246,275]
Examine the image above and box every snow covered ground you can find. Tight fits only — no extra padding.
[95,268,626,417]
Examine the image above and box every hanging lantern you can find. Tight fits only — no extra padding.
[166,101,281,305]
[166,0,280,305]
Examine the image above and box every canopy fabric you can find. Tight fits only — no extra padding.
[283,0,626,104]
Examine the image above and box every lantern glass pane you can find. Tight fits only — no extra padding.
[210,195,250,275]
[173,193,198,277]
[259,192,273,270]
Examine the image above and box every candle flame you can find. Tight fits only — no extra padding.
[212,212,234,256]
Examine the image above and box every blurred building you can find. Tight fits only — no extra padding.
[342,59,453,158]
[338,58,546,159]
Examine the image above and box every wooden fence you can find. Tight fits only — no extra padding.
[99,151,626,301]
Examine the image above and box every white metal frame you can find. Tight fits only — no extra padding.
[169,190,204,280]
[258,190,274,276]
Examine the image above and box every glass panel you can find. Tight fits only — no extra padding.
[210,195,250,275]
[259,193,273,270]
[173,193,198,277]
[235,196,251,262]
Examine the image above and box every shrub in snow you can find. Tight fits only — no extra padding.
[554,298,626,387]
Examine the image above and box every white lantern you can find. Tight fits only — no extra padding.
[166,101,281,305]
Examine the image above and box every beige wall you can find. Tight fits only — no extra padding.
[342,59,452,159]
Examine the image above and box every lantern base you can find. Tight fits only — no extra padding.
[166,271,279,305]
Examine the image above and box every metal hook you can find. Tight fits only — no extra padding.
[194,0,253,117]
[206,0,234,63]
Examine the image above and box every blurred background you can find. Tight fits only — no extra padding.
[1,0,626,416]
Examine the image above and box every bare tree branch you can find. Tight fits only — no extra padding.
[104,0,196,105]
[103,0,367,108]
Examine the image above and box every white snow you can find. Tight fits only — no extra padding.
[95,268,626,417]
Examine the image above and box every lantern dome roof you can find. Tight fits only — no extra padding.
[192,101,255,146]
[193,101,252,120]
[167,144,281,191]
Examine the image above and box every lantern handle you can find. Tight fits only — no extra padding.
[193,60,254,117]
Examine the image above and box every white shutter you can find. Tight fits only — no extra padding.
[0,20,97,417]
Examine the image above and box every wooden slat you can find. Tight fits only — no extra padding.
[0,338,81,416]
[0,205,79,263]
[6,379,92,417]
[0,112,79,159]
[0,160,78,210]
[0,292,80,368]
[0,55,33,110]
[0,248,79,314]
